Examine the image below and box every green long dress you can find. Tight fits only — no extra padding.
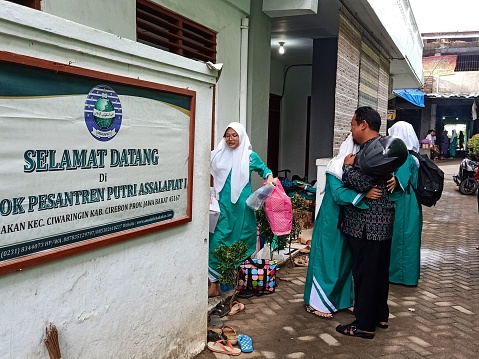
[303,174,368,313]
[389,155,423,286]
[208,151,272,281]
[450,136,457,157]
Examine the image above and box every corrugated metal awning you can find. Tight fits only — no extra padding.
[425,92,479,98]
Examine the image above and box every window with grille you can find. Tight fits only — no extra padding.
[455,54,479,72]
[136,0,217,63]
[5,0,40,9]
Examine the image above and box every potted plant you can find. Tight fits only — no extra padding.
[213,241,249,305]
[467,134,479,159]
[255,194,308,264]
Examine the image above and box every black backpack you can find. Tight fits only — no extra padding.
[409,151,444,207]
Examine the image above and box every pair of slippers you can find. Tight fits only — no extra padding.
[207,326,238,345]
[207,334,253,355]
[299,245,311,254]
[298,237,311,246]
[294,254,309,267]
[229,300,245,316]
[210,302,230,317]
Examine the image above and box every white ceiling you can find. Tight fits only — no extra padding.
[267,0,421,89]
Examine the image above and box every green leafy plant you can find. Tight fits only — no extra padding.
[213,241,248,304]
[255,194,309,263]
[467,134,479,157]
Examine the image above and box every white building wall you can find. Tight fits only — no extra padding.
[279,66,312,179]
[0,2,221,358]
[366,0,423,86]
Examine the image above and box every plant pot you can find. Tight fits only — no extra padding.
[220,283,233,292]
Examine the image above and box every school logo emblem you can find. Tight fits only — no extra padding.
[84,85,122,141]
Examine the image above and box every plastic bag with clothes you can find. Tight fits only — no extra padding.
[246,182,275,210]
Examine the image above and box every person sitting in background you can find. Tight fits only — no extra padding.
[425,129,439,160]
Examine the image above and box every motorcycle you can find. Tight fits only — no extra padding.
[453,155,479,195]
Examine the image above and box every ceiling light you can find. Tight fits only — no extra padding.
[279,42,285,54]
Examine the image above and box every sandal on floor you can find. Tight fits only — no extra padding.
[222,326,238,345]
[207,330,224,342]
[211,302,230,317]
[237,334,253,353]
[377,322,389,329]
[299,245,311,254]
[207,340,241,356]
[305,305,333,319]
[294,255,309,267]
[207,314,224,331]
[298,237,311,245]
[336,323,375,339]
[229,300,245,316]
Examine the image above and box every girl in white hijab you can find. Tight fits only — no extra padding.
[208,122,273,297]
[303,133,381,319]
[387,121,423,286]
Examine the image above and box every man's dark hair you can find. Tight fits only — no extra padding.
[354,106,381,132]
[428,129,435,134]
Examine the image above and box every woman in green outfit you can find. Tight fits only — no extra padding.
[449,130,458,158]
[208,122,274,297]
[304,134,381,318]
[388,121,422,286]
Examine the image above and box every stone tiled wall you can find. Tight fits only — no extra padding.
[378,56,391,134]
[333,14,390,154]
[334,14,361,154]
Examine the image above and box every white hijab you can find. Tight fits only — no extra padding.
[211,122,252,204]
[321,134,359,193]
[387,121,420,167]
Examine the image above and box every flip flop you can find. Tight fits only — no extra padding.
[211,302,230,317]
[222,326,238,345]
[207,330,224,342]
[298,237,311,245]
[299,245,311,254]
[207,340,241,356]
[237,334,253,353]
[294,255,309,267]
[207,314,224,331]
[305,305,333,319]
[229,300,245,316]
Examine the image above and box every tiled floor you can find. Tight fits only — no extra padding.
[198,159,479,358]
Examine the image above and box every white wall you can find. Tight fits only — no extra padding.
[0,3,216,358]
[279,65,312,179]
[367,0,423,85]
[248,0,273,188]
[270,59,285,96]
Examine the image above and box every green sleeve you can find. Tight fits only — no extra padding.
[327,174,368,209]
[250,151,272,179]
[390,155,417,201]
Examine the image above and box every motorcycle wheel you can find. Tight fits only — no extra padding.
[459,178,478,195]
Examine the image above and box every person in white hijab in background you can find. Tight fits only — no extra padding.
[387,121,423,286]
[449,129,458,158]
[208,122,274,297]
[303,134,382,319]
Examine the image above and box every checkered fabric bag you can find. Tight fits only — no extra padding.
[237,258,277,293]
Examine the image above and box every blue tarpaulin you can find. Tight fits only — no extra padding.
[393,89,425,107]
